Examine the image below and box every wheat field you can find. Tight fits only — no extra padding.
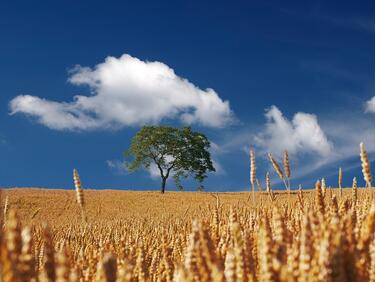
[0,143,373,281]
[1,184,375,282]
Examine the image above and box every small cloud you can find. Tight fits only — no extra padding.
[106,160,127,175]
[148,155,175,180]
[365,96,375,113]
[149,154,225,179]
[211,159,226,175]
[210,141,222,153]
[208,141,226,175]
[318,14,375,33]
[10,54,233,130]
[149,164,161,179]
[255,105,333,156]
[300,60,369,82]
[341,17,375,33]
[356,18,375,32]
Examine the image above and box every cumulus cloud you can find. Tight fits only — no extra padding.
[365,96,375,113]
[206,102,375,185]
[255,106,333,156]
[10,54,233,130]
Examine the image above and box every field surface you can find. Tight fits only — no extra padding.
[2,188,262,225]
[1,186,374,282]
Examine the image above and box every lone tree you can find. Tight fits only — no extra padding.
[125,126,215,193]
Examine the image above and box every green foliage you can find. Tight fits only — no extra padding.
[125,126,215,192]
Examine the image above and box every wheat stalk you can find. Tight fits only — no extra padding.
[3,195,9,225]
[352,177,358,206]
[360,142,372,188]
[315,180,325,214]
[283,150,291,190]
[73,169,87,223]
[321,178,326,198]
[338,167,343,198]
[103,254,117,282]
[250,149,256,204]
[265,172,271,193]
[265,172,275,202]
[19,227,36,281]
[268,153,288,191]
[56,247,70,282]
[43,224,56,281]
[268,153,283,179]
[297,184,304,213]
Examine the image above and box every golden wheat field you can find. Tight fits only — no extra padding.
[1,184,375,282]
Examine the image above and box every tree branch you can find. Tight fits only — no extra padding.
[157,162,165,179]
[165,163,176,179]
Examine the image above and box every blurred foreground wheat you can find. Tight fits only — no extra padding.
[2,186,375,282]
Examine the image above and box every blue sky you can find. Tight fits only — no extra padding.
[1,1,375,191]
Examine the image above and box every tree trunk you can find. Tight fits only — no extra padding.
[161,177,167,193]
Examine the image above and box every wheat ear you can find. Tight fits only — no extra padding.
[315,180,325,214]
[338,167,343,198]
[352,177,357,206]
[103,254,117,282]
[73,169,87,223]
[360,142,372,188]
[268,153,288,191]
[283,150,291,190]
[250,149,256,204]
[3,195,9,226]
[265,172,271,193]
[265,172,275,202]
[321,178,326,198]
[297,184,304,213]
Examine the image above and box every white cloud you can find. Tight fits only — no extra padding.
[204,102,375,186]
[10,95,100,130]
[254,105,333,156]
[365,96,375,113]
[10,54,233,130]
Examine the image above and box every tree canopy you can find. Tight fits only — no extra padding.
[125,126,215,193]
